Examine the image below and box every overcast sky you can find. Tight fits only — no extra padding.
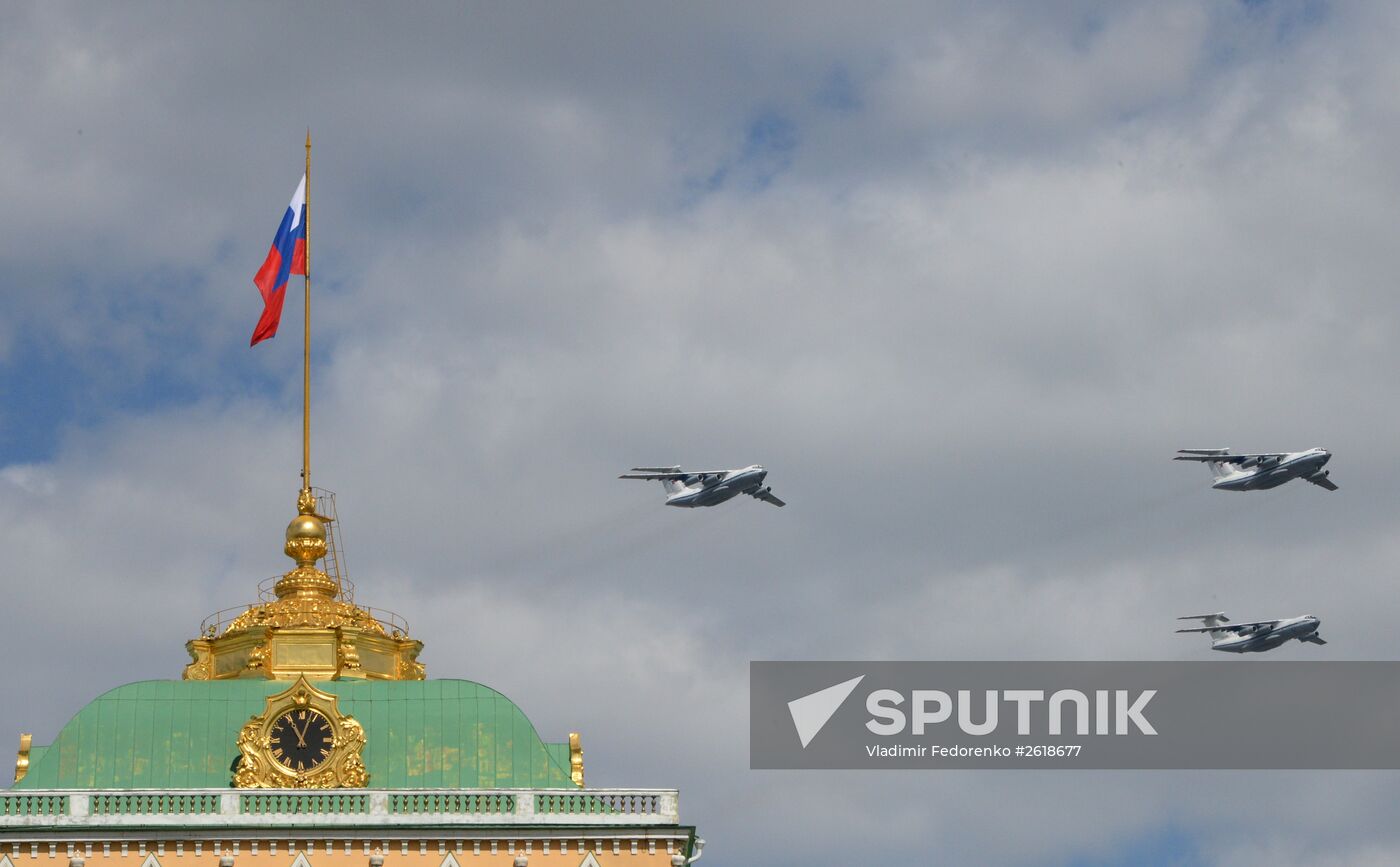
[6,1,1400,864]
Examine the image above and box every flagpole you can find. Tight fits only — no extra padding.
[301,129,312,506]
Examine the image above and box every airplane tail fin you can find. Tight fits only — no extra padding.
[1178,613,1229,626]
[1177,612,1231,639]
[628,466,685,495]
[1175,449,1234,480]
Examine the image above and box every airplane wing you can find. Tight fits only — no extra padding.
[1304,473,1339,491]
[1175,620,1279,634]
[1173,451,1285,463]
[752,488,786,507]
[619,468,728,480]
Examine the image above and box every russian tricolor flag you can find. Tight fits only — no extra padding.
[250,175,307,345]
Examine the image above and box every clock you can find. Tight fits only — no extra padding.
[269,708,335,773]
[233,675,368,788]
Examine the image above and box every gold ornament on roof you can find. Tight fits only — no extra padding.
[245,642,269,673]
[14,733,32,784]
[569,731,584,787]
[183,488,424,682]
[337,631,362,674]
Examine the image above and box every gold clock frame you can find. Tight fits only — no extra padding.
[233,676,368,789]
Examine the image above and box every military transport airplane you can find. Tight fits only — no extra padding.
[619,465,785,508]
[1173,447,1336,491]
[1176,612,1326,653]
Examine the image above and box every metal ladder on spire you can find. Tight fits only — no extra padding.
[312,487,355,604]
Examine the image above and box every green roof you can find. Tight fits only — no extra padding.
[14,679,577,791]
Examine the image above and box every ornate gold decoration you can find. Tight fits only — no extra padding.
[183,640,214,681]
[569,731,584,787]
[275,509,336,600]
[182,489,426,682]
[226,598,387,635]
[396,650,427,681]
[14,733,31,784]
[337,630,363,678]
[233,676,368,789]
[245,642,270,673]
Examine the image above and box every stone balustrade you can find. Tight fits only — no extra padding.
[0,789,680,829]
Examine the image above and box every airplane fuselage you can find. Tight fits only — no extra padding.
[1212,449,1330,491]
[1211,616,1322,652]
[666,466,769,508]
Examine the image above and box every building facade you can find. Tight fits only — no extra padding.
[2,489,700,866]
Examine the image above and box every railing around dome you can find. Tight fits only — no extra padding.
[0,789,680,827]
[197,603,412,639]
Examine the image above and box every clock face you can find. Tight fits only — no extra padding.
[269,708,334,773]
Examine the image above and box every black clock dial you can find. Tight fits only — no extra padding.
[269,708,334,773]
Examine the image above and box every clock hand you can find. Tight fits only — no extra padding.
[293,715,311,748]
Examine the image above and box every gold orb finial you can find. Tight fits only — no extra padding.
[284,511,328,567]
[275,490,337,600]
